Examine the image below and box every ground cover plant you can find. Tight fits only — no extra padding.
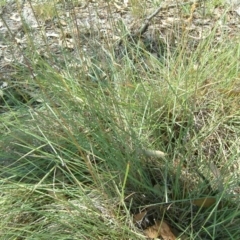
[0,0,240,239]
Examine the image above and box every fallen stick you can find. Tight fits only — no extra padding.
[135,0,203,36]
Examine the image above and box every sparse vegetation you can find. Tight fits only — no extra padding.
[0,0,240,239]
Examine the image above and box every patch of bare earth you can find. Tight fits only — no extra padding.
[1,0,240,84]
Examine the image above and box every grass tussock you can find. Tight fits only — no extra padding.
[0,0,240,239]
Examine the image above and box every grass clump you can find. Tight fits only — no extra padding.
[0,0,240,239]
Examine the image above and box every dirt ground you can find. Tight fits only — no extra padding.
[1,0,240,88]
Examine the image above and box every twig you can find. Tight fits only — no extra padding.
[135,0,203,37]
